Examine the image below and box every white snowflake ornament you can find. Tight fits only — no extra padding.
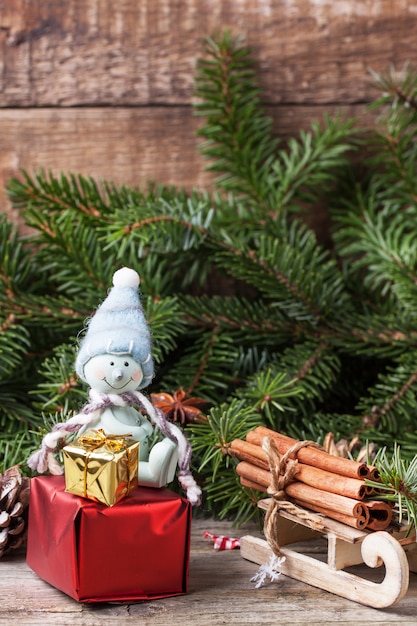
[251,554,286,588]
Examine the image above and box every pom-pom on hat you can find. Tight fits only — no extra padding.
[75,267,154,388]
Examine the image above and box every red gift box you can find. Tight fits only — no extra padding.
[26,475,191,603]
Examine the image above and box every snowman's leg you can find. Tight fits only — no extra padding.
[138,438,179,488]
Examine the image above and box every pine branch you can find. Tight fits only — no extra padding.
[0,315,30,376]
[268,115,357,213]
[366,444,417,531]
[195,33,355,216]
[194,31,279,206]
[181,294,293,344]
[8,169,113,221]
[369,64,417,205]
[356,353,417,439]
[215,221,352,324]
[332,189,417,310]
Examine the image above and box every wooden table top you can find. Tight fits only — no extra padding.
[1,517,417,625]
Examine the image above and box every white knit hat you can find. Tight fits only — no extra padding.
[75,268,154,388]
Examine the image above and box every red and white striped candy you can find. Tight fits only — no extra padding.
[203,530,241,550]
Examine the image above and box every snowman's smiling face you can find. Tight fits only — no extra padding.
[83,354,144,394]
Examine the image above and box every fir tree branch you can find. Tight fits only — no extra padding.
[186,324,221,395]
[360,365,417,433]
[367,444,417,531]
[8,170,111,220]
[293,340,331,382]
[194,31,279,207]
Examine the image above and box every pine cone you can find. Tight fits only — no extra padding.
[0,466,30,557]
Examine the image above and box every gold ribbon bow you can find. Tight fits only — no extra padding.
[77,429,135,501]
[78,429,132,453]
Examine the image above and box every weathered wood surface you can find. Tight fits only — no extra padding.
[0,0,416,221]
[1,518,417,625]
[1,0,415,106]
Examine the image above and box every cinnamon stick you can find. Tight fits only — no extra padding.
[231,438,367,500]
[234,432,392,531]
[247,426,369,479]
[240,476,267,492]
[289,497,370,529]
[235,461,270,490]
[230,439,269,470]
[295,463,366,500]
[363,500,393,531]
[285,482,368,521]
[367,466,381,481]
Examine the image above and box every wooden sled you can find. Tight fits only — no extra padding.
[240,498,417,608]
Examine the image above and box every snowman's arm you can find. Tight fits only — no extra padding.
[138,438,178,488]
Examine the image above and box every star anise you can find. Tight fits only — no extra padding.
[151,388,208,425]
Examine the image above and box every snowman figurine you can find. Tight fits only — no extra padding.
[80,353,178,488]
[28,267,201,505]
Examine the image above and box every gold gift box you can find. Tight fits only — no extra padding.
[63,429,139,507]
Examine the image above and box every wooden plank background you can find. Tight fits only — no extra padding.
[1,0,416,225]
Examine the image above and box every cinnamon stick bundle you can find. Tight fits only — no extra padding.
[233,427,390,532]
[230,439,367,500]
[235,461,370,529]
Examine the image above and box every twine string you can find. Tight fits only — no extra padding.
[262,437,325,557]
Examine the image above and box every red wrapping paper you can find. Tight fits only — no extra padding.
[26,476,191,603]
